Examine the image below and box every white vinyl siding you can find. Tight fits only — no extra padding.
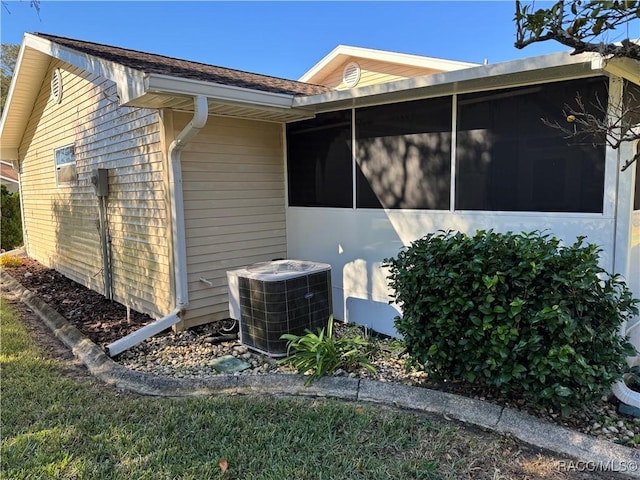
[175,113,287,328]
[18,60,171,319]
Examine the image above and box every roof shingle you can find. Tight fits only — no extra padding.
[35,33,330,97]
[0,162,18,183]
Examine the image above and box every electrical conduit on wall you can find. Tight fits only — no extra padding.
[106,95,208,357]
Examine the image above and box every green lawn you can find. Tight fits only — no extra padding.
[0,296,576,479]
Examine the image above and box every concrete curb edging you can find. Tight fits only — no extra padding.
[2,272,639,478]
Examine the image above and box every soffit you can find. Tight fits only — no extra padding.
[0,46,51,160]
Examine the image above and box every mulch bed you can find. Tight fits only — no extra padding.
[4,257,154,348]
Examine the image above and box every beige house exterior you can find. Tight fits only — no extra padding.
[299,45,478,90]
[176,113,288,324]
[0,33,326,342]
[1,32,638,363]
[16,59,171,316]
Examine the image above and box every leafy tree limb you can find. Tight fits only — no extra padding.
[515,0,640,59]
[515,1,640,170]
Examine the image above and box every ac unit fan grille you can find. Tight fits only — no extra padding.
[237,270,332,357]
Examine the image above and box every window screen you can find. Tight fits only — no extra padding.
[287,111,352,207]
[356,97,452,209]
[455,78,607,212]
[54,144,77,186]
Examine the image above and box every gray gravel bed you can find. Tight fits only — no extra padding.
[116,320,640,448]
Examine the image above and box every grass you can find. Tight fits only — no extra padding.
[0,255,23,268]
[0,296,574,480]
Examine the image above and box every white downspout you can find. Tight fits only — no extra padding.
[107,95,208,357]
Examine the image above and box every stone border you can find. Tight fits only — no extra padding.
[1,272,639,478]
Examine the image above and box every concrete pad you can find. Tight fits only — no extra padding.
[209,355,251,374]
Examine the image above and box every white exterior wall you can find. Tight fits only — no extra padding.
[287,208,617,337]
[611,77,640,350]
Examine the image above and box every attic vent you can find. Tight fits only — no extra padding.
[51,68,63,104]
[342,62,361,88]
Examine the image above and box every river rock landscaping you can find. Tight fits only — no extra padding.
[3,255,640,448]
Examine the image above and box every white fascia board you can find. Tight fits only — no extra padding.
[299,45,346,82]
[143,74,297,109]
[294,50,603,108]
[334,45,480,70]
[299,44,480,82]
[21,33,146,104]
[0,39,28,121]
[1,34,146,157]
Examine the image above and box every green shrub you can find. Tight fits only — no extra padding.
[1,185,22,251]
[280,316,377,386]
[384,230,638,415]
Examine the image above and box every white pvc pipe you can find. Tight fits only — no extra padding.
[107,95,208,357]
[612,380,640,409]
[107,312,180,357]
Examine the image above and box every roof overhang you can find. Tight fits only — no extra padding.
[299,44,479,83]
[293,51,607,113]
[1,34,632,161]
[0,34,314,160]
[132,73,313,123]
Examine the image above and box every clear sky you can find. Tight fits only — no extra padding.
[1,1,638,81]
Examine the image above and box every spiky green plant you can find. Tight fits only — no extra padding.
[280,316,377,386]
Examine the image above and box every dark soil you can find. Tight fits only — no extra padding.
[3,257,153,348]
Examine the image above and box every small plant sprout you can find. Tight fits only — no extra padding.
[280,316,377,386]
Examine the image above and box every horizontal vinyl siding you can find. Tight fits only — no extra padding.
[18,60,171,319]
[177,113,287,328]
[320,58,439,90]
